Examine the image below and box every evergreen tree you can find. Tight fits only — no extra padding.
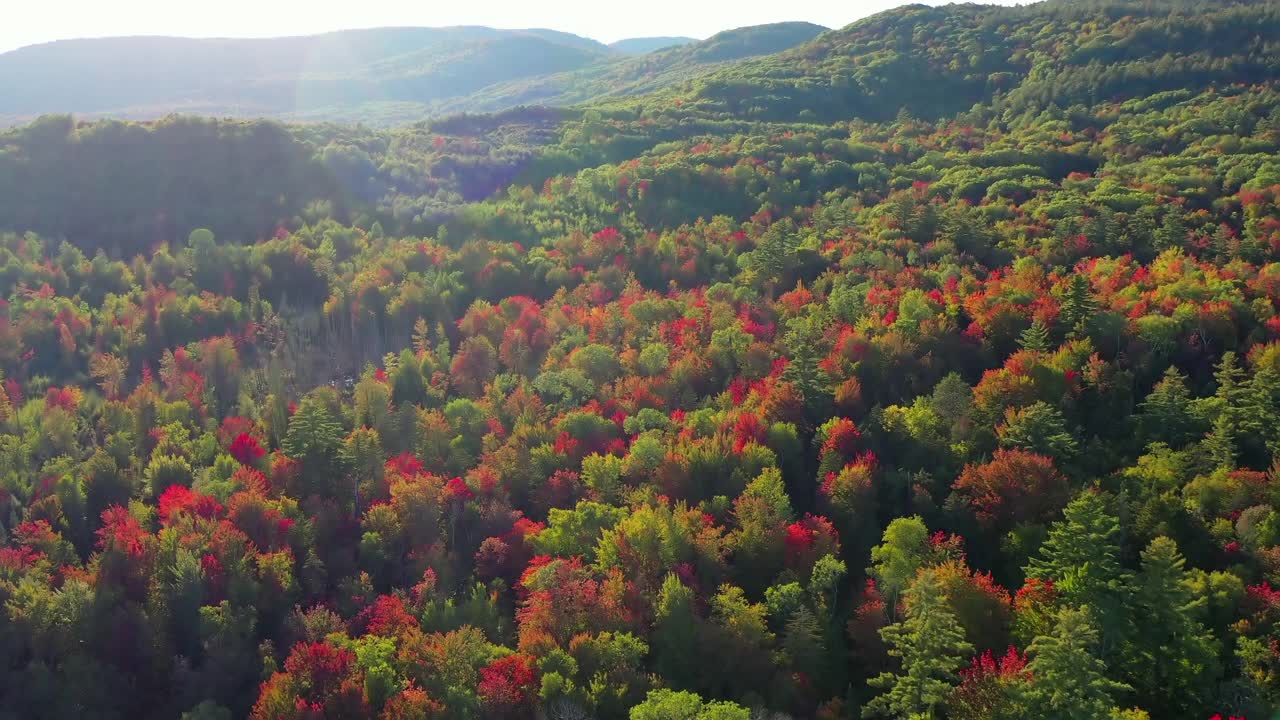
[1026,491,1135,665]
[391,348,427,406]
[283,396,348,498]
[1128,537,1220,717]
[1154,209,1187,252]
[1137,366,1200,448]
[782,311,832,421]
[1211,352,1247,429]
[653,574,700,690]
[1021,608,1130,720]
[864,569,973,719]
[1243,361,1280,461]
[1203,413,1237,470]
[998,401,1079,459]
[751,218,800,293]
[1059,273,1097,338]
[1018,319,1051,352]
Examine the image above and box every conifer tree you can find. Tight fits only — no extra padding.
[1059,273,1097,338]
[1203,413,1237,470]
[1137,366,1199,448]
[653,574,700,689]
[865,569,973,719]
[1026,491,1135,665]
[1018,319,1051,352]
[1128,537,1220,717]
[1021,608,1130,720]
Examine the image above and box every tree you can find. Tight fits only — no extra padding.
[953,449,1069,529]
[1128,537,1220,717]
[1020,608,1130,720]
[89,352,128,399]
[1137,367,1200,448]
[865,569,974,719]
[996,402,1078,460]
[1059,273,1097,337]
[869,516,940,613]
[1025,491,1135,665]
[782,311,832,420]
[1018,319,1051,352]
[629,689,749,720]
[283,396,348,499]
[653,574,700,690]
[391,348,427,406]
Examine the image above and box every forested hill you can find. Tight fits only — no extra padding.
[609,37,698,54]
[430,22,829,115]
[0,28,612,125]
[4,1,1280,719]
[0,22,822,126]
[649,0,1280,121]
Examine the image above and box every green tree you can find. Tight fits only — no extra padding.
[1137,367,1200,448]
[630,689,749,720]
[1059,273,1097,337]
[865,569,973,719]
[1020,608,1130,720]
[283,395,348,499]
[1128,537,1220,717]
[869,516,936,614]
[997,401,1078,460]
[653,574,701,689]
[1018,319,1051,352]
[1026,491,1135,665]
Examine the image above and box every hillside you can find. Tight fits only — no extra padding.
[4,1,1280,720]
[440,21,829,114]
[609,36,698,54]
[0,27,613,125]
[650,0,1280,121]
[0,22,827,126]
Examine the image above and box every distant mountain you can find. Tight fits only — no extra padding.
[609,36,697,54]
[0,22,826,126]
[435,22,828,115]
[0,27,613,125]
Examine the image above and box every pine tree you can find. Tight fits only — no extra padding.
[782,311,832,421]
[1243,361,1280,460]
[1021,608,1130,720]
[1018,319,1051,352]
[1059,273,1097,339]
[1128,537,1220,717]
[283,396,348,498]
[653,574,700,689]
[1154,210,1187,252]
[1202,413,1237,470]
[1203,352,1247,468]
[781,605,825,680]
[1212,351,1247,420]
[1137,366,1200,448]
[1025,491,1135,665]
[752,218,800,293]
[0,369,9,422]
[865,569,973,719]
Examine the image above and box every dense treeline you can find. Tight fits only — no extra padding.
[3,1,1280,718]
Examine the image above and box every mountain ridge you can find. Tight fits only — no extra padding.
[0,22,828,126]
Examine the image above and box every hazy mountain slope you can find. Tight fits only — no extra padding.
[610,36,698,54]
[0,27,612,124]
[433,22,828,114]
[0,22,832,126]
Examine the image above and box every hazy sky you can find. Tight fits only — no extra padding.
[1,0,1027,53]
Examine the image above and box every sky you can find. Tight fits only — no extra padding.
[0,0,1027,54]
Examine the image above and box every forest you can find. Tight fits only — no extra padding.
[2,0,1280,718]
